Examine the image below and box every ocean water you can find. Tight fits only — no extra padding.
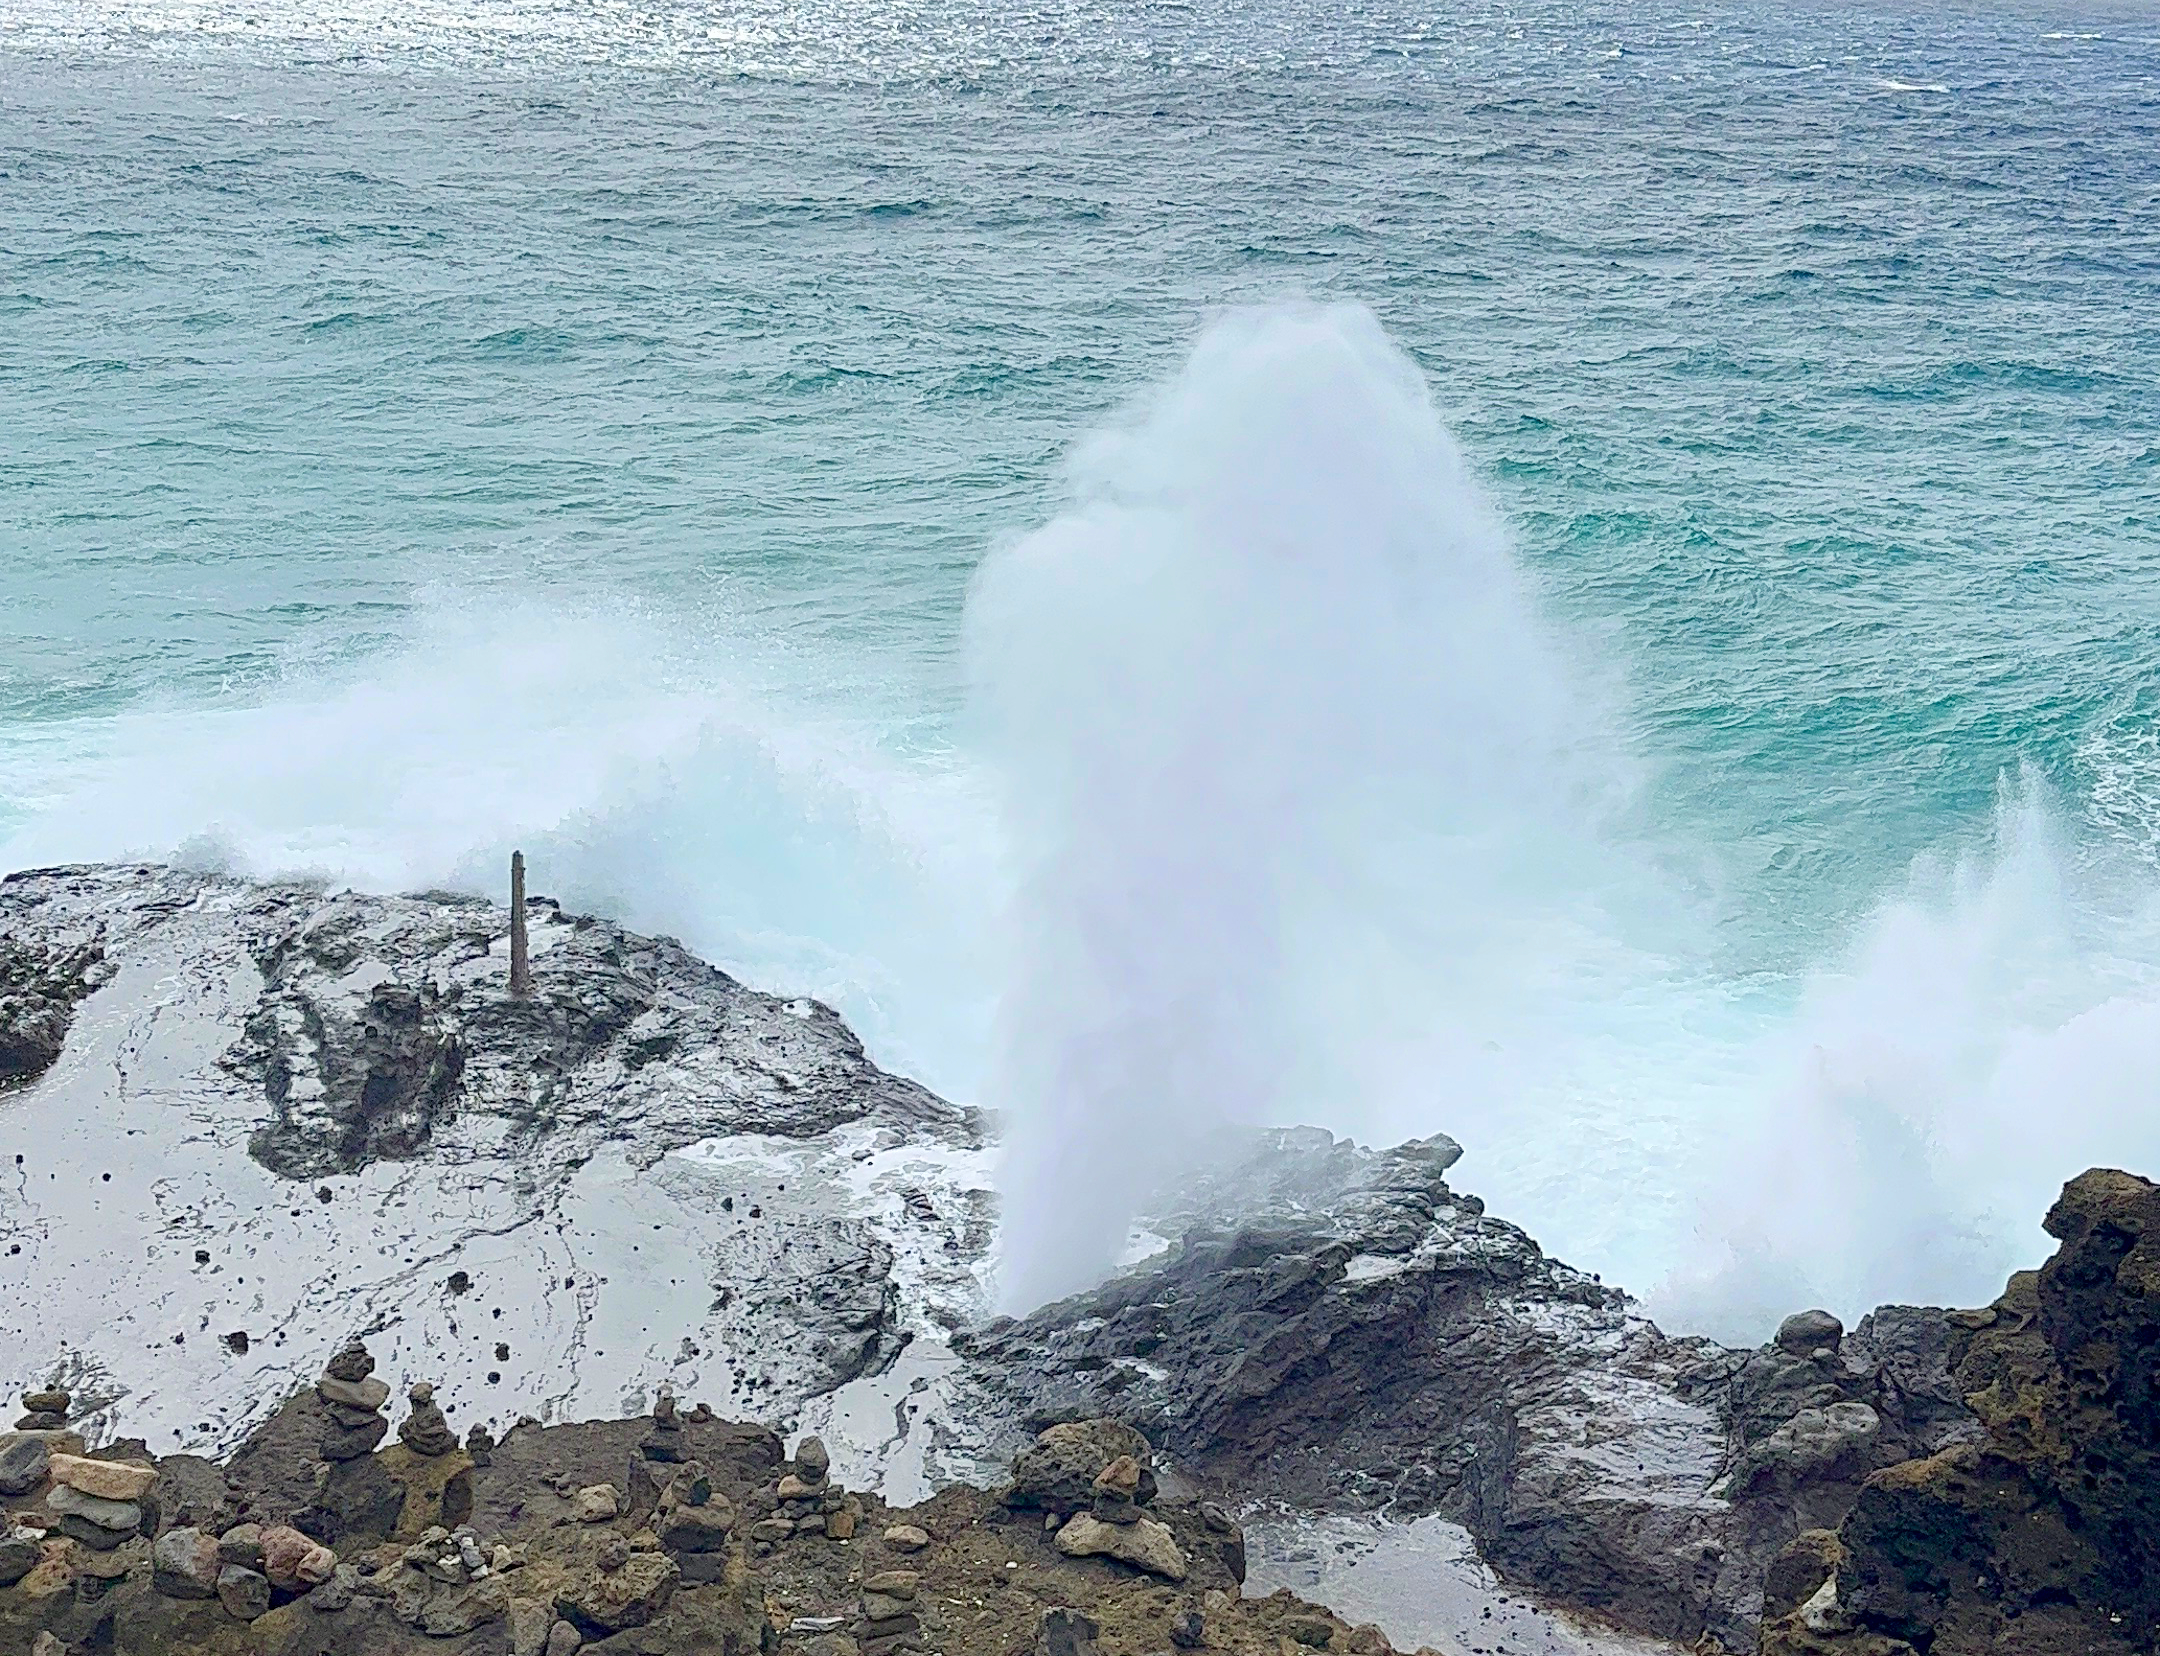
[4,0,2160,1334]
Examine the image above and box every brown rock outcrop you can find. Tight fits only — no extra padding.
[1763,1169,2160,1656]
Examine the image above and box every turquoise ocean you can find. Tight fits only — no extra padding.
[4,0,2159,1331]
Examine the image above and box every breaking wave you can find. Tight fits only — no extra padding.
[8,302,2160,1340]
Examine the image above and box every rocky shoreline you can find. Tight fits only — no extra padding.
[3,863,2153,1654]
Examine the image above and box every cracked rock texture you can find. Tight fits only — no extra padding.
[0,914,109,1086]
[953,1129,1982,1652]
[0,864,990,1460]
[1762,1167,2160,1656]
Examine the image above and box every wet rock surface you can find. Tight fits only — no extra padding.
[955,1129,1981,1651]
[0,918,108,1087]
[0,863,990,1457]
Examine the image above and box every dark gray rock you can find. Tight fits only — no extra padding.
[0,909,107,1085]
[152,1527,221,1599]
[957,1127,1976,1654]
[149,1454,234,1534]
[0,1433,50,1497]
[0,1527,42,1586]
[216,1563,271,1621]
[320,1412,390,1461]
[1036,1606,1099,1656]
[1774,1310,1844,1357]
[323,1341,375,1384]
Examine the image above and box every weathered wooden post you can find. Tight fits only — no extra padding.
[509,850,532,997]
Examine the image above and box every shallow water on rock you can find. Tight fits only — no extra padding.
[1244,1511,1685,1656]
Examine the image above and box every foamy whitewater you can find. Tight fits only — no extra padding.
[5,0,2160,1340]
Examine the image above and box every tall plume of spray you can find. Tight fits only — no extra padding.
[967,303,1607,1313]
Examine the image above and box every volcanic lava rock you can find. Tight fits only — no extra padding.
[1763,1168,2160,1656]
[1005,1421,1155,1517]
[0,1436,50,1498]
[151,1527,221,1599]
[956,1127,1982,1651]
[0,864,985,1466]
[0,921,107,1086]
[556,1547,679,1635]
[1055,1511,1189,1580]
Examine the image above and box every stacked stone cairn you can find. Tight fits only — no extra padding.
[399,1381,459,1457]
[42,1445,156,1552]
[387,1522,518,1638]
[1053,1454,1190,1582]
[0,1399,50,1589]
[316,1340,392,1460]
[653,1458,735,1584]
[13,1385,71,1434]
[1,1391,77,1583]
[749,1434,862,1552]
[637,1389,686,1462]
[856,1567,924,1656]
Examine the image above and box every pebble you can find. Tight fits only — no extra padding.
[882,1525,930,1553]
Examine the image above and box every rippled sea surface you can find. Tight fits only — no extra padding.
[5,0,2160,1330]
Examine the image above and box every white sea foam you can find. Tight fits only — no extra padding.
[0,598,1000,1101]
[1653,777,2160,1336]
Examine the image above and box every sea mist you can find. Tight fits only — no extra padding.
[969,302,1608,1313]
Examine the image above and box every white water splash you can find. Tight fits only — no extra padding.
[968,302,1628,1311]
